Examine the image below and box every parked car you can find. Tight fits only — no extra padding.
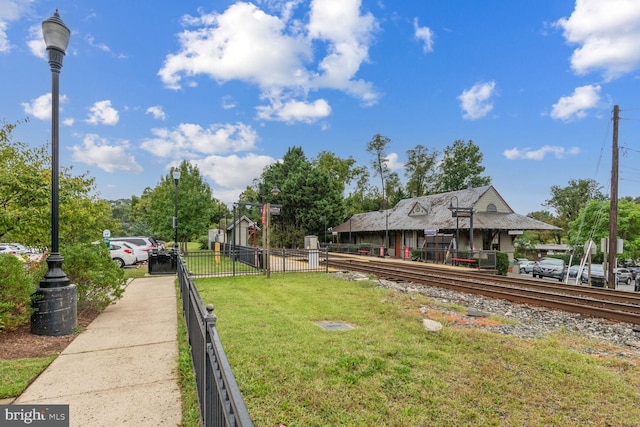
[109,243,137,268]
[624,265,640,280]
[581,263,605,287]
[0,245,20,256]
[0,243,27,254]
[110,236,158,260]
[614,267,632,285]
[567,264,584,280]
[582,265,633,287]
[532,257,567,282]
[119,241,149,263]
[517,260,535,274]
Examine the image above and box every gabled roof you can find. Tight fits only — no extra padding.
[226,215,261,231]
[332,186,560,233]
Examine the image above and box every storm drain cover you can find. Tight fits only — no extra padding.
[315,321,353,331]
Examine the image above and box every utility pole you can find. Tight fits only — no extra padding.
[607,105,619,289]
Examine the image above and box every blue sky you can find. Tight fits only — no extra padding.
[2,0,640,216]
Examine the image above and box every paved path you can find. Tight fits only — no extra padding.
[14,275,182,426]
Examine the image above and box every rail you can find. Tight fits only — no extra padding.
[178,255,254,427]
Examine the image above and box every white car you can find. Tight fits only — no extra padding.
[110,243,137,268]
[119,241,149,263]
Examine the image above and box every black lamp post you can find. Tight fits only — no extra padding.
[31,10,76,336]
[448,197,475,259]
[173,169,180,251]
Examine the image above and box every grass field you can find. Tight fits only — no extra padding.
[194,272,640,426]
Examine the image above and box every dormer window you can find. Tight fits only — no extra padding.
[486,203,497,212]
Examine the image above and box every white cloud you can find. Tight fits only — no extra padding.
[256,97,331,123]
[550,84,601,121]
[307,0,379,103]
[194,153,276,190]
[62,117,74,126]
[85,34,111,53]
[70,134,143,173]
[385,152,403,170]
[0,0,35,53]
[21,93,68,120]
[503,145,580,160]
[413,18,434,53]
[555,0,640,80]
[140,122,259,159]
[27,24,45,58]
[158,0,379,122]
[146,105,166,120]
[86,100,119,125]
[458,81,496,120]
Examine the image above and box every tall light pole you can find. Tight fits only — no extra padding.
[173,169,180,252]
[31,10,76,336]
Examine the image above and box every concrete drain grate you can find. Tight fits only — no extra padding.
[315,321,353,331]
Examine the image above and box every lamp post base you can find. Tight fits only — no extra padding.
[31,284,77,336]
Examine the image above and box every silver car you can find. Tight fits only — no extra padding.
[532,257,567,282]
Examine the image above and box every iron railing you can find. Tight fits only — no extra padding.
[182,245,329,277]
[178,256,254,427]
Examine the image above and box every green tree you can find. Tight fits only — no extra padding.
[404,145,439,197]
[344,167,381,218]
[526,210,563,244]
[567,199,640,262]
[366,134,392,206]
[262,147,345,247]
[0,120,118,246]
[435,139,490,192]
[146,161,219,249]
[545,178,606,233]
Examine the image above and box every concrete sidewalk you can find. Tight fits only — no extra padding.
[14,275,182,426]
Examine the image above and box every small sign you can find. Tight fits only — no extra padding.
[103,229,111,238]
[508,230,523,235]
[424,229,438,236]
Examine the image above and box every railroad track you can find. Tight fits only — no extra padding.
[326,254,640,325]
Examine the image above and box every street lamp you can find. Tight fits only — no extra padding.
[31,10,76,336]
[173,169,180,251]
[448,197,475,259]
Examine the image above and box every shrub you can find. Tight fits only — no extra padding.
[0,254,36,330]
[496,251,509,276]
[59,243,127,311]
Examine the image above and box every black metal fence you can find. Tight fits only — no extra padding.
[182,244,329,277]
[178,256,254,427]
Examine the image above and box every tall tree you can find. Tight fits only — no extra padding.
[263,147,345,247]
[404,145,439,197]
[545,178,607,233]
[568,199,640,261]
[146,161,219,248]
[0,120,117,246]
[366,134,392,207]
[435,139,490,192]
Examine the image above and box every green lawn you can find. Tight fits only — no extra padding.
[195,272,640,426]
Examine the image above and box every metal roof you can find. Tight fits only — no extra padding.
[332,186,561,233]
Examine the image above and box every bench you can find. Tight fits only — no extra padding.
[452,257,478,267]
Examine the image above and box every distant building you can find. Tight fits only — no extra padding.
[331,186,560,260]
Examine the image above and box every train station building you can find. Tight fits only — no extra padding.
[331,186,560,261]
